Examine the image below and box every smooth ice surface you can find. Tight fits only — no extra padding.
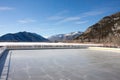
[6,49,120,80]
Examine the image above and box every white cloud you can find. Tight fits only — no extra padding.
[18,18,36,24]
[39,28,55,32]
[83,10,105,17]
[47,16,64,20]
[61,17,81,22]
[0,6,14,11]
[47,9,106,25]
[47,10,68,21]
[75,21,88,25]
[56,16,81,24]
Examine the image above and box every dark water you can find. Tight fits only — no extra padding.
[4,49,120,80]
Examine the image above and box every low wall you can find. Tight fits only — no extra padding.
[0,47,7,58]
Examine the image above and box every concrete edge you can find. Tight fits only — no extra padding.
[0,50,11,80]
[88,47,120,53]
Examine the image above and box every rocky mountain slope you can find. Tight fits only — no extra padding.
[48,31,82,42]
[0,31,49,42]
[75,12,120,45]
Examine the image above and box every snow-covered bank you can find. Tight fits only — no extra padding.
[88,47,120,53]
[0,42,103,46]
[0,42,103,49]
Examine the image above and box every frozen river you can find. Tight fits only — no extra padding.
[1,49,120,80]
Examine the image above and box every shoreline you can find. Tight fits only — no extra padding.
[88,47,120,53]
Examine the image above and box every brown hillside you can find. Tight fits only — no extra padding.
[75,12,120,45]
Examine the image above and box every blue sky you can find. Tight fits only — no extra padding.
[0,0,120,37]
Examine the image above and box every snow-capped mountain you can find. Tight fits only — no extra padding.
[48,31,82,42]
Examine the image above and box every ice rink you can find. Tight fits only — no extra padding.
[1,49,120,80]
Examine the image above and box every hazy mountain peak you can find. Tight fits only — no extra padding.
[48,31,82,42]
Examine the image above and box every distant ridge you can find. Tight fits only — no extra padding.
[0,31,49,42]
[48,31,82,42]
[75,12,120,45]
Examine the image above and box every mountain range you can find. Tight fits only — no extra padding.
[0,12,120,44]
[0,31,49,42]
